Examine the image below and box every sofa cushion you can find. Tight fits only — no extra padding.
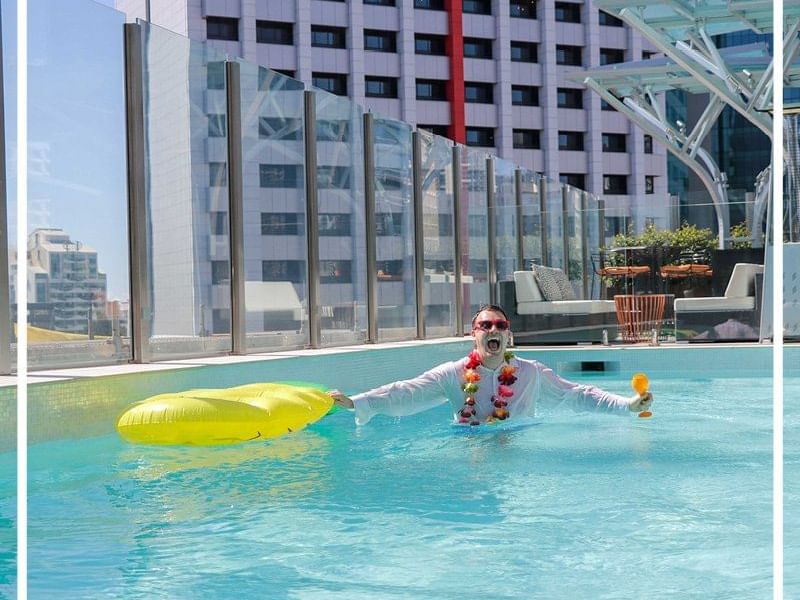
[724,263,764,298]
[513,271,544,302]
[674,296,756,313]
[517,300,616,315]
[532,266,563,301]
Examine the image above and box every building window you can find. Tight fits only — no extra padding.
[259,164,302,188]
[512,85,539,106]
[318,166,352,189]
[415,34,446,55]
[259,117,303,140]
[464,37,493,59]
[207,62,225,90]
[511,41,537,63]
[414,0,444,9]
[311,26,347,49]
[256,20,293,45]
[600,48,625,65]
[645,175,655,194]
[364,29,396,52]
[273,69,295,79]
[464,0,491,15]
[375,168,406,190]
[466,127,495,147]
[316,120,350,142]
[599,10,624,27]
[513,129,540,149]
[211,260,230,285]
[602,133,627,152]
[365,0,395,5]
[510,0,536,18]
[555,2,581,23]
[376,260,405,281]
[321,260,352,284]
[560,173,586,189]
[318,213,351,236]
[365,76,398,98]
[465,82,494,104]
[556,45,582,66]
[416,79,447,101]
[313,72,347,96]
[376,213,404,236]
[211,211,228,235]
[438,214,454,236]
[208,114,227,137]
[262,260,304,283]
[468,215,488,237]
[601,98,616,111]
[558,131,584,151]
[209,162,227,187]
[212,309,230,334]
[644,135,654,154]
[418,124,449,137]
[642,50,657,60]
[262,213,304,236]
[603,175,628,195]
[206,16,238,41]
[557,88,583,109]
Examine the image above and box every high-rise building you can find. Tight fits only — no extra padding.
[115,0,668,203]
[27,228,108,334]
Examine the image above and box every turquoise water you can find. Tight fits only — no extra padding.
[2,371,797,598]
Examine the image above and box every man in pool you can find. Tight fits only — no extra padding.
[330,304,653,426]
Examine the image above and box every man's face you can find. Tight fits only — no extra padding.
[471,309,511,360]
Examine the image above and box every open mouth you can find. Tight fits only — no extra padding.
[486,338,501,352]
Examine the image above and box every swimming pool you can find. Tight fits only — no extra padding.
[1,345,798,598]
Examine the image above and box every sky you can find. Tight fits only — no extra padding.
[19,0,131,300]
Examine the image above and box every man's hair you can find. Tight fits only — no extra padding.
[471,304,510,327]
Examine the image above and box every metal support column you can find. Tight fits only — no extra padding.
[539,177,549,266]
[0,4,9,374]
[452,144,464,336]
[363,112,378,343]
[225,61,246,354]
[303,90,321,348]
[412,132,425,339]
[514,168,524,271]
[598,199,606,299]
[486,157,497,305]
[580,191,590,300]
[561,184,570,275]
[123,23,150,363]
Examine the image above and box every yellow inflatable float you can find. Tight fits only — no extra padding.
[116,383,333,446]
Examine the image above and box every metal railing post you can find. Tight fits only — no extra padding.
[123,23,150,363]
[412,131,425,339]
[303,90,321,348]
[0,5,10,374]
[539,177,549,266]
[581,191,590,300]
[452,144,464,336]
[514,168,524,271]
[225,61,245,354]
[486,156,497,305]
[561,184,570,273]
[363,112,378,343]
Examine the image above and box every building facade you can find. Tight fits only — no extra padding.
[116,0,668,202]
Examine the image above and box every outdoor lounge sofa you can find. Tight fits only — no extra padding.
[673,262,763,341]
[497,268,618,344]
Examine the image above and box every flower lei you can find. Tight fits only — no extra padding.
[459,349,517,425]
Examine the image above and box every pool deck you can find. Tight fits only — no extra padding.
[2,338,796,389]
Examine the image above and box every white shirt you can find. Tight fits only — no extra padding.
[351,356,632,426]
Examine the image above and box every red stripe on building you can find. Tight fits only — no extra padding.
[445,0,465,144]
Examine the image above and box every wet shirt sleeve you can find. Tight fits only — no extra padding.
[350,361,457,425]
[532,361,631,415]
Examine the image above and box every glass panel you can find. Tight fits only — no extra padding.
[314,90,367,346]
[27,0,130,368]
[519,170,543,268]
[493,158,518,282]
[585,193,603,301]
[460,146,490,333]
[141,23,230,358]
[418,130,455,337]
[564,185,584,298]
[374,116,416,341]
[237,63,309,351]
[544,180,564,270]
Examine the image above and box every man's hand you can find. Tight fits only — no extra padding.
[328,390,354,409]
[628,392,653,413]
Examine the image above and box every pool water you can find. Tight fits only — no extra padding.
[2,372,798,599]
